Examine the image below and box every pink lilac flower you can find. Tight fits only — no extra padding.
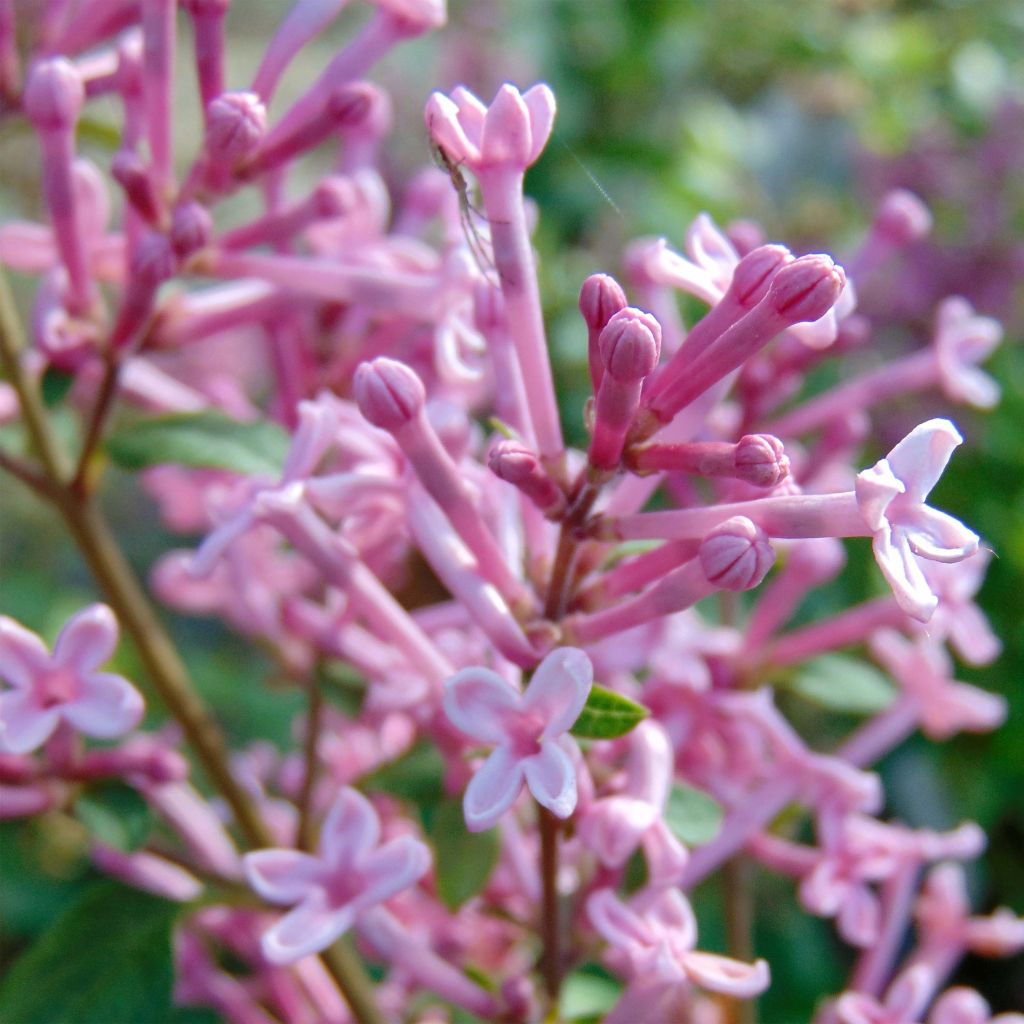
[0,605,144,754]
[443,646,592,831]
[243,786,431,964]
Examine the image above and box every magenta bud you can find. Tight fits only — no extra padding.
[24,58,85,130]
[734,433,789,488]
[312,176,357,218]
[579,273,627,332]
[767,254,846,323]
[132,234,178,288]
[111,151,162,223]
[354,357,426,431]
[181,0,231,12]
[326,82,379,127]
[875,189,932,245]
[598,308,662,383]
[729,244,791,308]
[700,516,774,591]
[488,439,566,518]
[205,91,267,161]
[170,203,213,258]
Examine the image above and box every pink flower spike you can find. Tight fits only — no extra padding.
[0,606,143,754]
[243,787,430,965]
[444,647,593,830]
[855,419,980,621]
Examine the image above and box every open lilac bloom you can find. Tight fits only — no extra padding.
[0,605,143,754]
[443,647,592,831]
[243,787,431,964]
[855,418,980,621]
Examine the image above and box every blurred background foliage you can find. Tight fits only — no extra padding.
[1,0,1022,1018]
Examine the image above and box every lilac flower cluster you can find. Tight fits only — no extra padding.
[0,3,1020,1023]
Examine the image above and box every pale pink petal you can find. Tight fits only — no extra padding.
[800,860,847,916]
[604,981,682,1024]
[443,666,520,744]
[261,891,354,965]
[62,672,144,739]
[578,797,656,867]
[947,604,1001,666]
[522,647,592,736]
[319,787,380,868]
[883,419,962,505]
[522,738,577,819]
[885,964,935,1019]
[905,507,979,562]
[873,528,937,622]
[425,92,480,166]
[855,461,905,533]
[463,745,524,832]
[922,683,1006,740]
[837,885,881,947]
[53,605,119,671]
[354,836,431,908]
[685,213,738,281]
[642,819,690,886]
[521,83,556,165]
[0,616,50,689]
[449,85,487,147]
[587,888,653,950]
[0,690,60,754]
[837,992,886,1024]
[243,849,323,904]
[642,888,697,945]
[928,987,990,1024]
[681,950,771,998]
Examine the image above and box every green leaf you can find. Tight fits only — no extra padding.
[363,742,446,805]
[785,654,897,715]
[570,685,648,739]
[40,367,75,407]
[0,881,182,1024]
[561,965,622,1020]
[105,411,289,476]
[665,782,723,846]
[428,798,500,910]
[74,782,154,852]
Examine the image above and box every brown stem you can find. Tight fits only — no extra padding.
[297,675,324,852]
[71,353,122,496]
[721,857,757,1024]
[0,446,59,500]
[538,806,562,1001]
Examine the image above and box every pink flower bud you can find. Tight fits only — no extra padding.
[579,273,627,332]
[205,91,267,162]
[874,189,932,246]
[488,439,566,518]
[354,357,426,430]
[734,433,789,488]
[132,233,177,289]
[181,0,231,13]
[312,175,358,218]
[111,151,162,224]
[170,202,212,259]
[729,244,792,308]
[326,81,380,127]
[767,254,846,323]
[598,307,662,382]
[700,516,775,591]
[24,58,84,130]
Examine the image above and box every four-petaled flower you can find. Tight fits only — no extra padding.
[855,418,980,621]
[443,647,592,832]
[243,787,431,964]
[0,605,144,754]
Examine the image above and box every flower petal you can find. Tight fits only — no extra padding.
[243,849,322,904]
[883,418,962,505]
[682,950,771,998]
[905,506,979,563]
[261,891,354,965]
[319,787,380,868]
[62,672,144,739]
[578,797,657,867]
[522,738,577,819]
[443,666,520,744]
[872,527,937,622]
[0,616,50,689]
[463,745,524,832]
[522,647,592,736]
[53,604,118,672]
[0,690,60,754]
[587,888,652,950]
[354,836,431,908]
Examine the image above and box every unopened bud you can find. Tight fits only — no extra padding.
[700,516,774,591]
[579,273,627,332]
[327,82,379,127]
[489,439,566,518]
[875,189,932,246]
[312,175,357,218]
[206,91,266,161]
[170,203,212,258]
[729,244,791,309]
[767,254,845,323]
[354,357,425,431]
[132,234,177,288]
[111,151,161,223]
[734,434,789,488]
[598,308,662,382]
[24,58,84,130]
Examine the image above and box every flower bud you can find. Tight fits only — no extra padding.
[205,91,267,161]
[326,82,380,127]
[132,233,178,289]
[700,516,774,591]
[579,273,627,332]
[354,357,426,430]
[24,58,84,130]
[111,151,162,223]
[598,308,662,382]
[734,434,789,488]
[767,254,845,323]
[488,439,566,517]
[874,189,932,246]
[170,203,213,258]
[729,244,791,309]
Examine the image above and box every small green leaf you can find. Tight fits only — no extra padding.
[665,782,723,846]
[0,881,181,1024]
[561,965,622,1021]
[785,654,897,715]
[429,798,500,910]
[318,661,367,718]
[40,367,74,407]
[570,685,648,739]
[106,411,289,476]
[74,782,153,852]
[363,742,446,804]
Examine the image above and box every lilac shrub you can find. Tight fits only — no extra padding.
[0,3,1021,1022]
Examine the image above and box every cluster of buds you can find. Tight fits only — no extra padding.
[0,3,1018,1024]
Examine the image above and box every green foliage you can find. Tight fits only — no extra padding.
[428,799,500,910]
[106,411,289,475]
[665,782,724,847]
[74,782,154,853]
[570,685,649,739]
[363,742,447,805]
[560,964,622,1021]
[782,654,897,715]
[0,882,184,1024]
